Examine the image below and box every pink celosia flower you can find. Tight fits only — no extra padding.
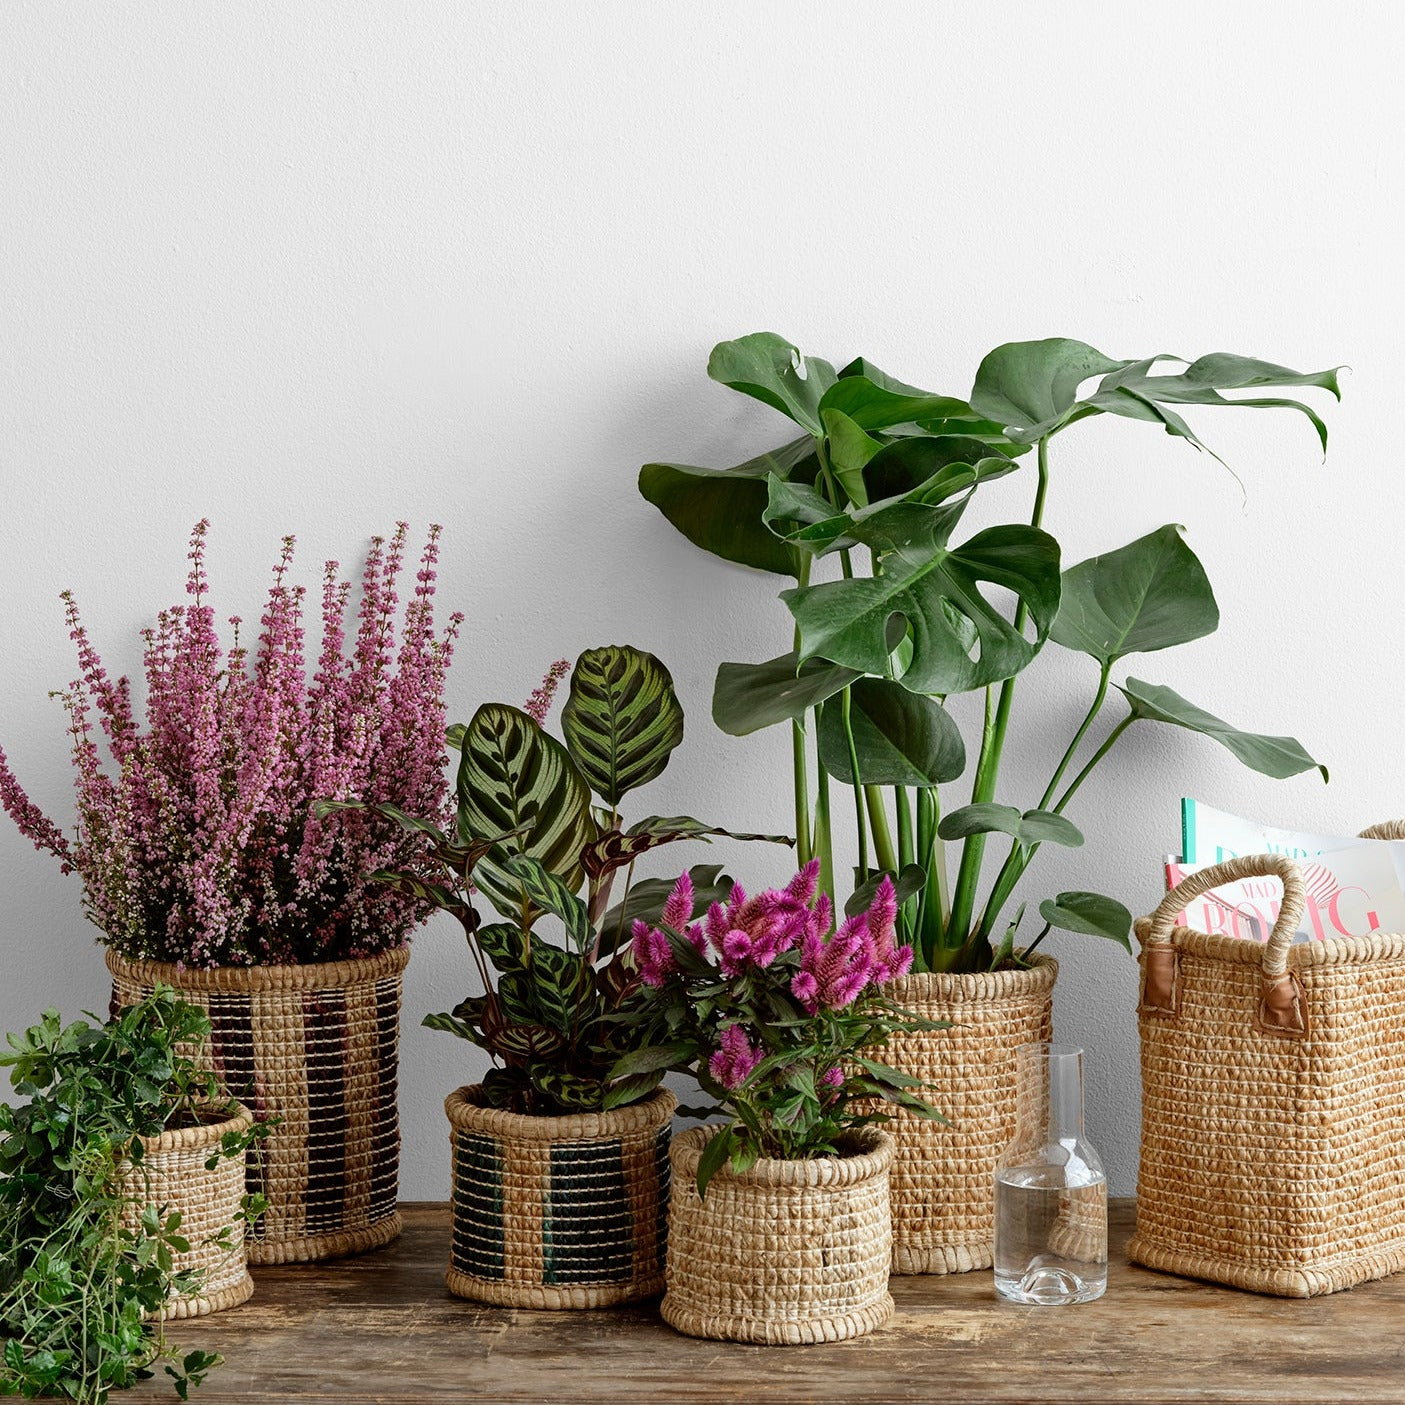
[630,918,676,987]
[791,876,911,1013]
[709,1023,763,1091]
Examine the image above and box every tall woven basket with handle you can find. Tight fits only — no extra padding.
[108,948,407,1265]
[1130,844,1405,1297]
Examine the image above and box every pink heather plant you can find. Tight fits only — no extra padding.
[622,861,941,1186]
[0,521,462,967]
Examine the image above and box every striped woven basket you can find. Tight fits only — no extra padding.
[125,1105,254,1319]
[1130,846,1405,1297]
[662,1125,895,1345]
[879,959,1057,1274]
[444,1084,677,1309]
[108,948,407,1265]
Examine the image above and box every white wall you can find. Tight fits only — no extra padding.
[1,1,1399,1200]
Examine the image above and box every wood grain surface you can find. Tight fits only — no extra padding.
[129,1201,1405,1404]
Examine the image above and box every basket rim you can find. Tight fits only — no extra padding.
[669,1123,894,1188]
[136,1102,253,1154]
[444,1083,677,1140]
[106,946,410,990]
[1133,920,1405,969]
[884,952,1057,1003]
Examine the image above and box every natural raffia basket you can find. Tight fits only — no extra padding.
[879,959,1057,1274]
[108,948,408,1265]
[444,1084,676,1309]
[125,1105,254,1319]
[662,1126,895,1345]
[1130,849,1405,1297]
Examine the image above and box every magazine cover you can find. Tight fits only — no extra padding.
[1172,800,1405,943]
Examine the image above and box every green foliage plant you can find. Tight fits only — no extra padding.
[321,644,791,1116]
[0,988,269,1403]
[641,333,1340,973]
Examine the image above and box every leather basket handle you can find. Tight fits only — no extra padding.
[1141,852,1308,1037]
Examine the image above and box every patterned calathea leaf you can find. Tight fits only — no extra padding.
[499,854,592,950]
[476,983,568,1062]
[455,702,598,922]
[560,645,685,808]
[581,814,792,881]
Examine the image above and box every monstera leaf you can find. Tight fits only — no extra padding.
[781,497,1062,696]
[971,338,1341,453]
[455,703,598,921]
[1051,524,1219,666]
[938,804,1083,849]
[816,678,965,787]
[639,435,817,577]
[1116,679,1327,781]
[707,332,838,435]
[561,646,685,808]
[1038,891,1133,952]
[712,650,862,736]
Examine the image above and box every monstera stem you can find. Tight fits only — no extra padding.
[791,557,813,866]
[840,685,869,882]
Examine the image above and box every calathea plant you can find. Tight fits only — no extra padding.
[641,334,1338,973]
[323,645,788,1114]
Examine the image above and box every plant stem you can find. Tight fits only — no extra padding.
[948,435,1051,948]
[840,686,868,882]
[1038,663,1112,810]
[813,715,835,904]
[866,786,897,874]
[790,555,813,865]
[895,785,913,870]
[1053,715,1135,814]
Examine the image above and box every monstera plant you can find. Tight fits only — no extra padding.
[641,334,1339,973]
[325,644,788,1113]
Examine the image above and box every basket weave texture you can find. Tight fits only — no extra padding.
[878,960,1056,1274]
[661,1126,895,1345]
[125,1106,254,1319]
[108,948,407,1265]
[444,1084,676,1309]
[1131,846,1405,1297]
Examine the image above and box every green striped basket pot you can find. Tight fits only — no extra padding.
[107,948,408,1265]
[444,1084,677,1309]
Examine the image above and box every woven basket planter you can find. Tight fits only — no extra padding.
[879,958,1057,1274]
[1131,850,1405,1297]
[444,1084,677,1309]
[662,1126,895,1345]
[125,1105,254,1320]
[108,947,407,1265]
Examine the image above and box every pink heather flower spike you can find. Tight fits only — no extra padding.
[523,659,571,725]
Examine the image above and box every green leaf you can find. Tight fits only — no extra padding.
[970,338,1130,441]
[1038,891,1134,952]
[638,436,817,577]
[1117,678,1328,781]
[1051,524,1219,666]
[368,869,469,916]
[694,1124,737,1200]
[582,815,790,881]
[860,436,1022,506]
[609,1043,693,1079]
[712,651,860,736]
[817,678,965,787]
[707,332,837,435]
[938,804,1084,849]
[819,408,883,506]
[561,645,685,807]
[782,514,1062,696]
[500,854,591,949]
[820,370,977,432]
[845,864,927,919]
[455,703,598,920]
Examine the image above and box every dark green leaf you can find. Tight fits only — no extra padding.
[817,678,966,787]
[582,815,790,880]
[694,1124,737,1200]
[1051,524,1219,666]
[609,1043,693,1079]
[938,804,1083,848]
[820,409,883,506]
[561,645,685,807]
[845,864,927,918]
[500,855,591,949]
[712,651,860,736]
[1117,678,1328,781]
[970,338,1130,441]
[1038,892,1134,952]
[707,332,837,434]
[819,372,976,432]
[596,864,734,957]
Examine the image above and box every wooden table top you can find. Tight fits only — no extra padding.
[131,1201,1405,1404]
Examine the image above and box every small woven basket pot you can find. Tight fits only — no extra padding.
[662,1126,895,1345]
[125,1105,254,1319]
[444,1084,677,1309]
[1131,847,1405,1297]
[108,947,408,1265]
[879,958,1057,1274]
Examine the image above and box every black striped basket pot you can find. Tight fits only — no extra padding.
[444,1084,677,1309]
[107,948,408,1265]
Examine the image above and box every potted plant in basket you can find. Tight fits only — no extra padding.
[0,986,269,1403]
[0,520,461,1264]
[618,861,944,1344]
[640,333,1339,1273]
[329,644,790,1308]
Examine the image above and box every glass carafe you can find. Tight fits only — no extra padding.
[993,1042,1107,1305]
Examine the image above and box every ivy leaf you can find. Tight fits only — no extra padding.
[938,804,1083,849]
[1117,678,1328,781]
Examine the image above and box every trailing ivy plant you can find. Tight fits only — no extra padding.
[0,988,269,1404]
[641,334,1339,973]
[322,644,790,1115]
